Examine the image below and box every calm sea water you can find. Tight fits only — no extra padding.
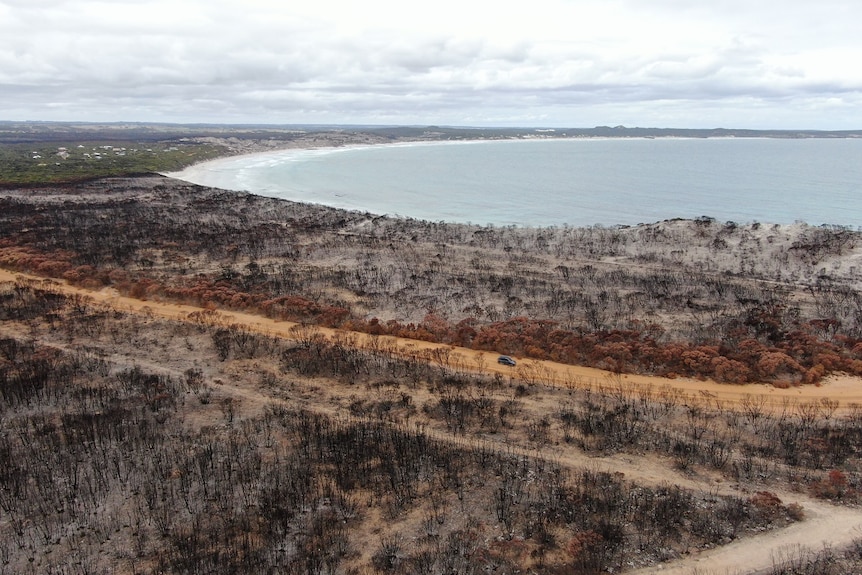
[171,138,862,228]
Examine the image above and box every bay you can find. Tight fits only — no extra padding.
[170,137,862,228]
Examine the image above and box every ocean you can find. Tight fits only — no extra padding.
[170,137,862,228]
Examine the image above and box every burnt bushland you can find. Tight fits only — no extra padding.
[0,284,809,574]
[1,177,860,385]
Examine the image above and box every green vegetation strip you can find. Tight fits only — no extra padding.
[0,141,225,185]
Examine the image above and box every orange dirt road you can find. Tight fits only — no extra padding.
[2,267,861,413]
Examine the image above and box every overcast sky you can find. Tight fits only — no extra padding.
[2,0,860,128]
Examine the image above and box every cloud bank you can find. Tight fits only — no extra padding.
[2,0,860,128]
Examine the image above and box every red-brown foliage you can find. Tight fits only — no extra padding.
[809,469,856,501]
[0,247,75,278]
[5,244,862,386]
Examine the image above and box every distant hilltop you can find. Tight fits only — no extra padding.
[578,125,862,139]
[1,121,861,145]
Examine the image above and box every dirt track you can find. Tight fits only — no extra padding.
[211,361,862,575]
[628,496,862,575]
[4,267,861,413]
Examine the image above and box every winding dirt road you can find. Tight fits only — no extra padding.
[630,498,862,574]
[3,267,861,413]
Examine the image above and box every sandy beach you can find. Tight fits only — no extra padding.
[166,135,862,228]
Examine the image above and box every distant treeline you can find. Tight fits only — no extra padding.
[2,120,860,145]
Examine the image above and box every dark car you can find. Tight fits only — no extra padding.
[497,355,517,367]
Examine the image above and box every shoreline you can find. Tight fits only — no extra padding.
[166,132,819,183]
[165,136,862,229]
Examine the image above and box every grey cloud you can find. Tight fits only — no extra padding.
[1,0,861,127]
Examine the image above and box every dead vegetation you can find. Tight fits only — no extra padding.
[1,175,862,573]
[0,177,860,386]
[0,282,838,575]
